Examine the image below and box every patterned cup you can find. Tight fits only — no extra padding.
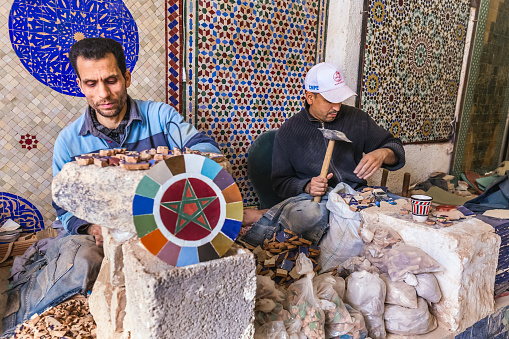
[411,194,433,222]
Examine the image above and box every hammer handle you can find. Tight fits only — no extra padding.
[314,139,335,203]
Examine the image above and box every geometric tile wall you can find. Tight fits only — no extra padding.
[0,0,166,229]
[360,0,470,143]
[185,0,329,205]
[166,0,183,112]
[453,0,509,176]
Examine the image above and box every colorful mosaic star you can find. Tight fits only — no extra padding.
[19,133,38,150]
[161,179,217,234]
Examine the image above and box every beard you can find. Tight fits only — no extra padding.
[89,90,128,118]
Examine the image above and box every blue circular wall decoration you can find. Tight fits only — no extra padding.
[0,192,44,233]
[8,0,139,97]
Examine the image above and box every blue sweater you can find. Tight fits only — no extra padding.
[52,97,220,235]
[272,106,405,199]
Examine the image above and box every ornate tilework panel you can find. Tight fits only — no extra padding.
[8,0,140,97]
[166,0,183,111]
[1,0,166,228]
[186,0,329,205]
[360,0,470,143]
[453,0,509,176]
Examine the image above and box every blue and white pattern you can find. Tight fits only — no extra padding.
[8,0,139,97]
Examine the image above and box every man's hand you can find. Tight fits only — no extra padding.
[305,173,333,197]
[354,148,396,180]
[87,224,104,247]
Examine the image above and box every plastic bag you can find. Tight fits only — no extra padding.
[386,243,443,282]
[314,273,355,338]
[319,183,363,273]
[415,273,442,303]
[256,275,285,302]
[379,273,418,309]
[332,276,346,300]
[313,273,338,301]
[361,226,402,274]
[336,256,379,278]
[286,254,325,339]
[345,271,386,339]
[255,301,291,326]
[344,304,369,339]
[384,297,438,335]
[254,321,289,339]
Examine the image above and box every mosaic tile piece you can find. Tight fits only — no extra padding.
[133,214,158,238]
[156,240,181,265]
[140,228,167,255]
[211,232,233,257]
[197,241,220,262]
[135,175,160,199]
[134,154,242,266]
[8,0,140,97]
[186,0,329,205]
[132,194,154,216]
[176,246,199,266]
[360,0,470,143]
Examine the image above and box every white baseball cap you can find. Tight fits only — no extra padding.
[304,62,357,103]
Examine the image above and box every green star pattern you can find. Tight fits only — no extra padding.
[161,179,217,235]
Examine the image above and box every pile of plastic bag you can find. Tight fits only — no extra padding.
[254,254,368,339]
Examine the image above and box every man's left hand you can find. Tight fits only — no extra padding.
[87,224,104,247]
[354,148,396,180]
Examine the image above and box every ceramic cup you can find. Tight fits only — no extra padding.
[411,194,433,222]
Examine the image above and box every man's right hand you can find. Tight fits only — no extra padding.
[305,173,333,197]
[87,224,104,247]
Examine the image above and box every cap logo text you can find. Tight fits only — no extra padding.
[333,71,344,85]
[308,85,319,90]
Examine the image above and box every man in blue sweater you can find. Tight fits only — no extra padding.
[242,62,405,245]
[53,38,220,246]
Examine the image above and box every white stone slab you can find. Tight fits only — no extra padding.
[360,199,500,333]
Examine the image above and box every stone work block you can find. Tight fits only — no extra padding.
[89,258,125,339]
[361,200,500,333]
[52,162,145,233]
[103,228,126,287]
[122,240,256,339]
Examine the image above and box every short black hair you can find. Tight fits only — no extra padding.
[69,38,127,79]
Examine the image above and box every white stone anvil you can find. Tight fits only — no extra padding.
[361,200,500,334]
[52,162,256,339]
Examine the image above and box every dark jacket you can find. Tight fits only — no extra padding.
[272,105,405,199]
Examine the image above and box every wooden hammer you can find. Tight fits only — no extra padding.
[314,128,352,203]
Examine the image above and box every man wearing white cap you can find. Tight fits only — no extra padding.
[241,62,405,246]
[272,62,405,199]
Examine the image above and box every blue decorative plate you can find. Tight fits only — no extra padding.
[8,0,139,96]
